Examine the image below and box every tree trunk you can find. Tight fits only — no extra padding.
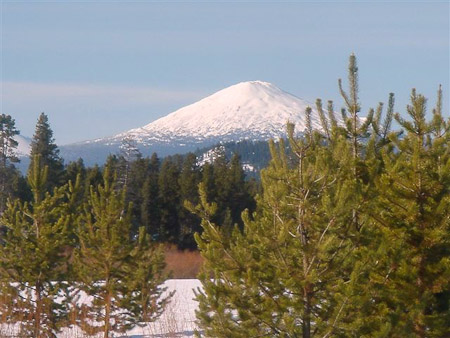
[414,148,426,338]
[302,287,311,338]
[104,287,111,338]
[103,279,111,338]
[34,280,42,338]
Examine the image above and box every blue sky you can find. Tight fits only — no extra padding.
[1,1,449,144]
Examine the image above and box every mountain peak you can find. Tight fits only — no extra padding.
[231,80,279,88]
[116,80,323,144]
[205,81,289,103]
[67,81,338,164]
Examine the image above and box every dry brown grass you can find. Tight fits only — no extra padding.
[163,245,204,279]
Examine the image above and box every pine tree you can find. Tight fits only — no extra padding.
[28,113,64,192]
[178,153,201,249]
[337,54,373,234]
[0,114,20,213]
[84,164,103,198]
[227,153,255,229]
[74,168,171,338]
[0,155,74,337]
[118,136,142,189]
[103,154,120,180]
[192,54,406,337]
[65,158,86,187]
[211,148,230,225]
[141,153,161,238]
[201,150,256,232]
[200,162,216,206]
[193,112,357,337]
[158,156,181,242]
[125,156,151,236]
[366,88,450,337]
[0,114,19,168]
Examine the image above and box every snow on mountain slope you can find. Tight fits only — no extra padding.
[108,81,325,144]
[61,81,337,164]
[14,135,31,157]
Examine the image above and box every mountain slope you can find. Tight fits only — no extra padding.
[15,135,31,157]
[61,81,332,164]
[115,80,322,143]
[11,135,32,174]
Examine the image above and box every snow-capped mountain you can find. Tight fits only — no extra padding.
[61,81,331,164]
[112,81,322,144]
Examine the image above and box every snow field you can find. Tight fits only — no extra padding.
[0,279,202,338]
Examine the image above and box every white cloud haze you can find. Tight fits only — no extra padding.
[3,81,205,105]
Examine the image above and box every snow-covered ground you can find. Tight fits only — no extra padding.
[0,279,202,338]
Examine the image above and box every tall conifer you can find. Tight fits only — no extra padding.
[0,155,74,337]
[28,113,64,192]
[141,153,161,238]
[193,114,357,337]
[366,89,450,336]
[0,114,20,213]
[74,169,171,338]
[178,153,201,248]
[158,157,181,242]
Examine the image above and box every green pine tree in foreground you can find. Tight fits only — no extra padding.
[192,109,364,337]
[0,156,75,337]
[28,113,65,193]
[193,55,449,337]
[73,168,172,338]
[192,54,363,338]
[367,87,450,337]
[0,114,20,214]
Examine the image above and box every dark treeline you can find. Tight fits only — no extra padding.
[0,113,258,250]
[98,148,257,249]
